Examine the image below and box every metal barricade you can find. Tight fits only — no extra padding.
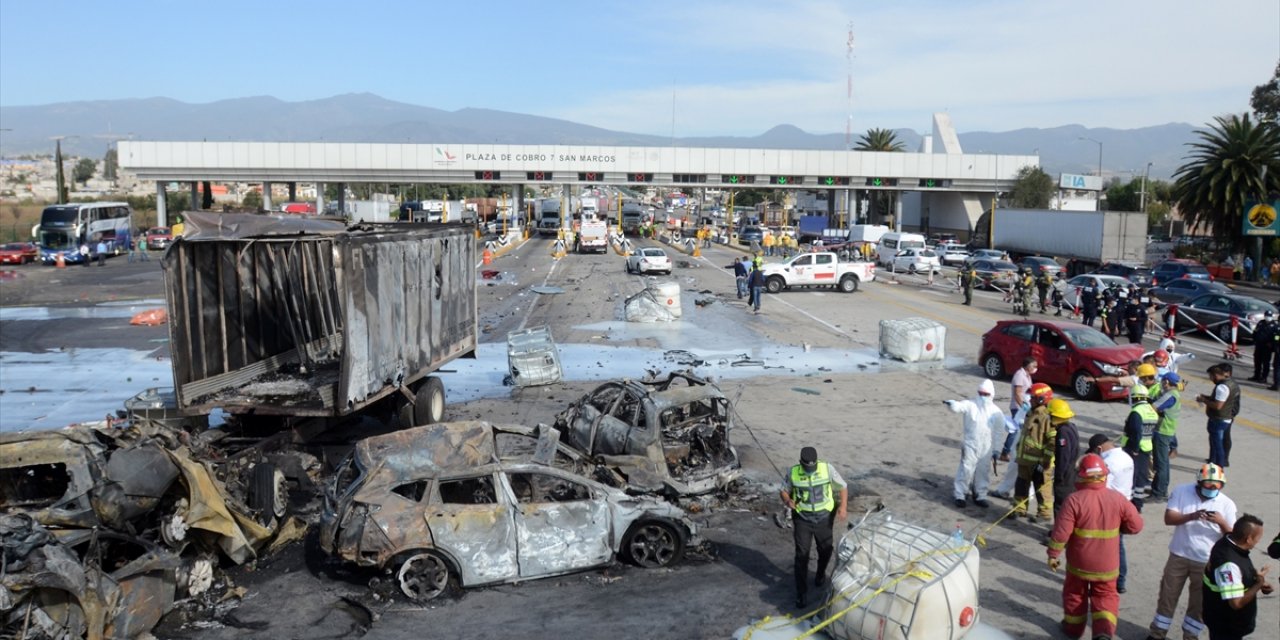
[1162,303,1242,360]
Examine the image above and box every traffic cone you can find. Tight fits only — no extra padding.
[55,253,65,269]
[482,248,493,265]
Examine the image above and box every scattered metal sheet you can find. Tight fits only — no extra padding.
[531,286,565,294]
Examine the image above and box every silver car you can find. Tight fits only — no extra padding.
[320,421,699,602]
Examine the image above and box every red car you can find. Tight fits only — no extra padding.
[145,227,172,250]
[980,319,1144,401]
[0,242,39,265]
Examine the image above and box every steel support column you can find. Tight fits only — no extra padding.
[262,182,273,212]
[156,183,168,227]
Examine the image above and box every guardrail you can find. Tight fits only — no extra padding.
[1162,304,1245,360]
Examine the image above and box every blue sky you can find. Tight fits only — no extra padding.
[2,0,1277,136]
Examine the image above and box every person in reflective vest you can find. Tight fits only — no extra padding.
[1013,383,1057,521]
[1119,384,1158,504]
[780,446,847,609]
[1150,372,1182,502]
[1048,454,1144,640]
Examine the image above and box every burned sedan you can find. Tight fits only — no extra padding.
[319,421,700,602]
[552,372,741,496]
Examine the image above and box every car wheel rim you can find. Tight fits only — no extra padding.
[1075,377,1092,397]
[984,357,1000,377]
[629,524,677,568]
[398,553,449,601]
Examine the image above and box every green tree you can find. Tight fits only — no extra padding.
[854,128,905,224]
[73,158,96,184]
[242,189,262,210]
[1103,178,1141,211]
[1008,166,1055,208]
[103,148,118,181]
[1251,61,1280,122]
[1172,114,1280,247]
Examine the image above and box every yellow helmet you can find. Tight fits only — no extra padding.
[1135,363,1158,379]
[1047,398,1075,420]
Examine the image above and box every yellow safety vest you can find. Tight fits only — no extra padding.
[790,463,835,513]
[1119,403,1158,452]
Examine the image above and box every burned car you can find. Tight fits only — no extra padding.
[552,372,740,496]
[319,421,700,602]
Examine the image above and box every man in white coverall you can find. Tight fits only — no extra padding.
[944,379,1008,509]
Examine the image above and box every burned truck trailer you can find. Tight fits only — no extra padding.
[162,212,477,424]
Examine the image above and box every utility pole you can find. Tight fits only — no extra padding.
[1139,161,1152,215]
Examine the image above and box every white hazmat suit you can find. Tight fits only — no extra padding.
[944,380,1008,503]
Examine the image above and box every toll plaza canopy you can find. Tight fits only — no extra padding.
[119,141,1035,193]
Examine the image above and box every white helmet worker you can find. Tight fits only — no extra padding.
[978,379,995,396]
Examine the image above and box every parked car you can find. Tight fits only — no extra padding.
[968,259,1020,289]
[0,241,39,265]
[737,226,764,245]
[980,319,1144,400]
[889,248,941,274]
[320,421,699,602]
[1151,259,1212,284]
[1057,274,1134,308]
[625,247,672,275]
[553,372,741,496]
[1017,256,1062,278]
[1092,262,1154,287]
[936,243,970,267]
[1149,279,1234,305]
[145,227,173,250]
[964,249,1007,266]
[1177,293,1278,344]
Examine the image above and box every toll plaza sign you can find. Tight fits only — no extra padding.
[1244,199,1280,236]
[1059,173,1103,191]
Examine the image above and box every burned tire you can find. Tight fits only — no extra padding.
[413,377,445,425]
[395,551,452,602]
[1072,371,1096,400]
[839,275,859,293]
[622,520,685,568]
[249,462,287,524]
[981,353,1005,379]
[765,276,785,294]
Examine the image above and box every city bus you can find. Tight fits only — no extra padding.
[33,202,135,264]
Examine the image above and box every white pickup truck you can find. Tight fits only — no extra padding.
[760,251,875,294]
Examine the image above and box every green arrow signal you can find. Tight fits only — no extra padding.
[872,178,883,186]
[926,179,936,188]
[777,177,787,185]
[729,175,739,184]
[824,177,834,185]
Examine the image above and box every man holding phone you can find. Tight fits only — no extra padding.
[1144,463,1236,640]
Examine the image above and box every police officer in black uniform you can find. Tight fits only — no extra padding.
[1250,310,1277,385]
[1081,282,1099,327]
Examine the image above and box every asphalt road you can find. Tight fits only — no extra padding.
[1,240,1277,640]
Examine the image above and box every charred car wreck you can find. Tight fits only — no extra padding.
[552,372,741,496]
[320,421,700,602]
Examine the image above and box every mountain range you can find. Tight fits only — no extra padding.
[0,92,1199,180]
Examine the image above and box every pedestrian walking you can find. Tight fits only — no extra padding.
[748,263,765,314]
[960,265,976,306]
[1196,364,1239,469]
[1146,464,1236,640]
[763,232,775,257]
[95,238,108,267]
[1012,383,1057,521]
[127,236,137,263]
[1249,311,1276,384]
[733,256,749,299]
[138,237,150,262]
[1089,434,1135,593]
[943,379,1006,509]
[1202,514,1273,639]
[1243,255,1253,281]
[1119,383,1158,504]
[1047,453,1144,640]
[1150,372,1183,501]
[779,446,848,609]
[78,241,90,267]
[1049,399,1080,518]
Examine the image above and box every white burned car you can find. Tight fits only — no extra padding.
[552,372,741,496]
[319,421,700,602]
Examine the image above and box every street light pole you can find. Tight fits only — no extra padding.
[1139,161,1153,215]
[1078,137,1103,211]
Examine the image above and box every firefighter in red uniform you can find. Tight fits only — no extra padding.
[1047,453,1145,640]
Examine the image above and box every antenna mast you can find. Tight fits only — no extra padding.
[846,22,854,150]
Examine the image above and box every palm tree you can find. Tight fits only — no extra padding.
[854,128,905,223]
[1172,114,1280,246]
[854,128,905,152]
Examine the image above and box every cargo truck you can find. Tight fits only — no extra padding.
[621,202,645,235]
[575,212,609,253]
[979,208,1147,276]
[536,199,563,237]
[162,211,477,428]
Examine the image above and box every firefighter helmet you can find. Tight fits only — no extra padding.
[1077,453,1109,482]
[1029,382,1053,404]
[1197,463,1226,486]
[1047,398,1075,420]
[1153,350,1170,366]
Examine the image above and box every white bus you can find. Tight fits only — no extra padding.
[34,202,135,264]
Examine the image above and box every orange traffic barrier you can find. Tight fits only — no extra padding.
[130,308,168,326]
[482,248,494,265]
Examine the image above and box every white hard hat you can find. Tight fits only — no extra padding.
[978,379,995,396]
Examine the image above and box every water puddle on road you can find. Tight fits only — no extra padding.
[0,299,167,321]
[0,348,173,432]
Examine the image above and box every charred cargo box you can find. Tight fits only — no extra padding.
[163,212,477,420]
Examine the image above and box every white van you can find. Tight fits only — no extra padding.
[875,232,927,267]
